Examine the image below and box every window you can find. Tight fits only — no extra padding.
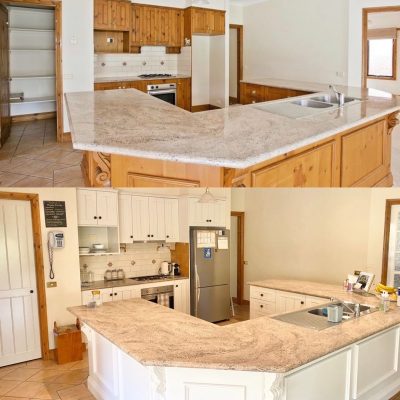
[367,38,396,79]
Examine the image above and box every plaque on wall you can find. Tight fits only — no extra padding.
[44,201,67,228]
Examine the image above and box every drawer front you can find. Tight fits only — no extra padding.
[250,286,276,302]
[305,295,328,307]
[250,298,276,318]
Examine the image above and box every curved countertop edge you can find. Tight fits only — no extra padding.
[68,280,400,374]
[94,74,192,84]
[66,89,400,170]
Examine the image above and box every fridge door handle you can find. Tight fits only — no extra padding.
[195,265,200,316]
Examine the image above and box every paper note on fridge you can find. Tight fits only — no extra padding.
[217,237,229,250]
[197,231,216,248]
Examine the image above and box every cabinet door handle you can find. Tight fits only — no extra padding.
[147,235,151,238]
[151,235,154,238]
[260,293,264,297]
[94,216,98,219]
[109,293,113,297]
[99,216,102,220]
[30,290,34,294]
[130,235,133,239]
[166,235,170,238]
[260,305,264,308]
[114,293,118,296]
[301,301,305,305]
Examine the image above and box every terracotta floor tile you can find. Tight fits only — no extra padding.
[57,384,93,400]
[1,368,40,382]
[0,173,27,187]
[35,149,75,164]
[12,176,53,187]
[24,360,73,371]
[53,165,83,184]
[52,370,88,385]
[0,152,14,162]
[27,370,63,383]
[0,381,21,396]
[0,397,30,400]
[66,360,88,371]
[4,381,53,399]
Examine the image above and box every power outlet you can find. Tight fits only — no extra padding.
[47,282,58,288]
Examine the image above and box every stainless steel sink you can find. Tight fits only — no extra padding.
[310,95,361,105]
[272,301,379,331]
[291,99,334,109]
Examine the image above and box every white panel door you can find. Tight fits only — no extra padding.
[148,197,166,240]
[96,191,118,227]
[213,201,227,227]
[164,198,179,242]
[118,194,133,243]
[276,292,306,313]
[132,196,150,241]
[77,189,98,226]
[0,200,41,367]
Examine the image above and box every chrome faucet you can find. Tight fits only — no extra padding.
[354,303,361,318]
[329,85,345,107]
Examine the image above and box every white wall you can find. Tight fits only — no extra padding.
[229,28,238,98]
[210,35,226,107]
[230,3,243,25]
[243,0,349,85]
[192,36,211,105]
[348,0,400,87]
[231,189,400,301]
[0,188,81,350]
[62,0,94,132]
[230,216,238,298]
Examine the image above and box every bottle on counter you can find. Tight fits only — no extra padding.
[111,269,118,280]
[117,269,125,280]
[380,291,390,312]
[104,270,112,281]
[397,288,400,307]
[81,264,89,287]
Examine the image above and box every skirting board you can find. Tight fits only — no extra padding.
[191,104,221,113]
[11,111,56,123]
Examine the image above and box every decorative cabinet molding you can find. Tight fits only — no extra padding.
[94,0,131,31]
[184,7,226,37]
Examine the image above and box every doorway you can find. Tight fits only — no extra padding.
[0,192,49,366]
[1,0,63,142]
[230,211,245,305]
[229,24,243,105]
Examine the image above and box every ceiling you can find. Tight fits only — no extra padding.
[368,11,400,29]
[230,0,267,6]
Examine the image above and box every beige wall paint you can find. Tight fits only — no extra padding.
[229,28,238,98]
[0,188,81,349]
[231,189,400,301]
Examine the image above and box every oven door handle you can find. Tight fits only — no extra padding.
[148,89,176,95]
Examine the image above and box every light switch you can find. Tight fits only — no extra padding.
[47,281,58,288]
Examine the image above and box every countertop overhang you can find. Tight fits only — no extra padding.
[65,84,400,170]
[69,279,400,374]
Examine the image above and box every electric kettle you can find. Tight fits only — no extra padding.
[159,261,172,276]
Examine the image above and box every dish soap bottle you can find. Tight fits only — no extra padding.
[380,290,390,312]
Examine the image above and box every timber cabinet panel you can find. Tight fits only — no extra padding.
[94,0,131,31]
[251,141,337,188]
[94,30,129,53]
[341,119,388,187]
[185,7,226,37]
[131,4,184,48]
[177,78,192,111]
[241,83,266,105]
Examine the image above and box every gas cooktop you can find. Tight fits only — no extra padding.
[138,74,175,79]
[131,275,173,282]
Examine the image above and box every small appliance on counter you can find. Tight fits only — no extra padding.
[80,264,94,287]
[172,263,181,276]
[104,268,126,281]
[159,261,173,276]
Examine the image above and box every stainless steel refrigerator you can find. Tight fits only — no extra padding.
[190,227,230,323]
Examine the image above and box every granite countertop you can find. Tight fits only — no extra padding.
[94,74,192,83]
[240,77,347,93]
[69,279,400,374]
[81,276,189,292]
[65,85,400,169]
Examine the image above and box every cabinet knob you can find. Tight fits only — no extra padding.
[301,301,305,305]
[166,235,170,238]
[147,235,151,238]
[260,293,264,297]
[130,235,133,239]
[260,305,264,308]
[151,235,154,238]
[94,216,97,219]
[30,290,34,294]
[176,285,178,288]
[110,293,113,297]
[99,216,102,220]
[114,293,118,296]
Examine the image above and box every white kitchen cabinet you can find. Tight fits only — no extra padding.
[174,280,189,314]
[112,286,141,301]
[131,196,150,241]
[77,189,118,227]
[276,291,307,313]
[165,198,180,243]
[118,194,133,243]
[250,298,276,319]
[305,295,328,308]
[81,288,113,305]
[188,198,227,227]
[148,197,166,241]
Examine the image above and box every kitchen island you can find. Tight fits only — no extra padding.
[65,82,400,188]
[69,279,400,400]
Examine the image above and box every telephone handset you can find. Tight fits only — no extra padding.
[47,231,65,280]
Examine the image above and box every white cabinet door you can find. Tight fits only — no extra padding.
[305,296,328,308]
[119,194,133,243]
[189,198,227,227]
[148,197,166,240]
[250,299,276,319]
[97,191,118,227]
[81,291,92,306]
[100,288,113,303]
[174,280,189,314]
[132,196,150,241]
[276,291,306,313]
[213,201,227,227]
[113,286,134,301]
[165,198,180,242]
[77,189,98,226]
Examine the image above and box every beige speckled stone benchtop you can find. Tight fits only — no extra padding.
[65,85,400,169]
[68,280,400,374]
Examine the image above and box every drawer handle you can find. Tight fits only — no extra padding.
[260,293,264,297]
[260,305,264,308]
[301,301,304,305]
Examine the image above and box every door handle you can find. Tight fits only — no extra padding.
[30,290,34,294]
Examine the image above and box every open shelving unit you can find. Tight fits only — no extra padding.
[8,7,56,117]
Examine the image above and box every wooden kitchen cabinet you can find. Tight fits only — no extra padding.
[184,7,226,37]
[240,83,266,105]
[177,78,191,111]
[94,0,131,31]
[131,4,184,49]
[77,189,119,227]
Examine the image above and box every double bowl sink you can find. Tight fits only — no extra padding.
[291,94,361,109]
[272,300,379,331]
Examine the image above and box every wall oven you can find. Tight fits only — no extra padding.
[147,83,177,105]
[141,285,174,309]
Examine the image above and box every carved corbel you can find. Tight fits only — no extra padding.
[92,152,111,187]
[269,373,286,400]
[387,112,399,135]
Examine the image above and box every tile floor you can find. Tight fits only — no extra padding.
[0,119,85,187]
[216,302,250,326]
[0,353,93,400]
[392,126,400,186]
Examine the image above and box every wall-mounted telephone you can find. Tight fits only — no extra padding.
[47,231,65,280]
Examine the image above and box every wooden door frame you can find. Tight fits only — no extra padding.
[4,0,64,142]
[0,191,50,361]
[362,6,400,88]
[231,211,245,305]
[381,199,400,285]
[229,24,243,102]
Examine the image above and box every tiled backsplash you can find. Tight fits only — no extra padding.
[94,46,192,78]
[80,243,171,281]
